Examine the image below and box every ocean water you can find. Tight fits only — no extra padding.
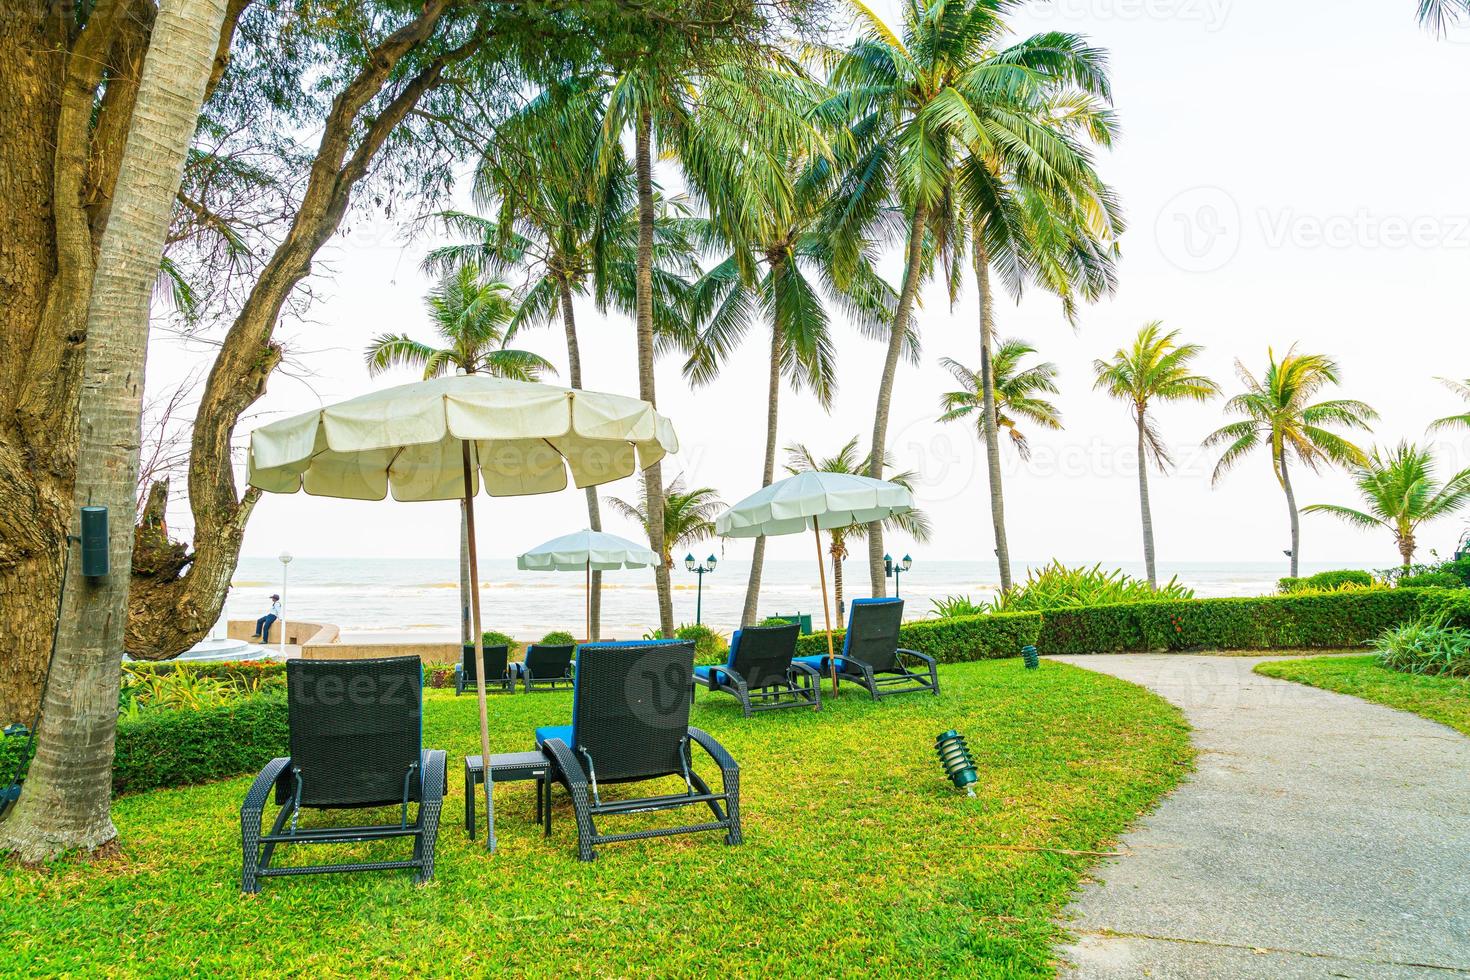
[225,556,1375,641]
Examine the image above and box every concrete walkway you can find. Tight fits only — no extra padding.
[1052,654,1470,979]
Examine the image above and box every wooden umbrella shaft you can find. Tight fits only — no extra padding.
[585,559,591,643]
[814,525,838,694]
[461,441,495,850]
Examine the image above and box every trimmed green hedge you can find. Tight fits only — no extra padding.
[125,660,286,683]
[793,611,1042,663]
[1278,569,1375,593]
[1422,587,1470,627]
[111,691,287,795]
[1038,588,1428,655]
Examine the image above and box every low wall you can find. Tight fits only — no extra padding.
[227,619,338,647]
[302,641,461,665]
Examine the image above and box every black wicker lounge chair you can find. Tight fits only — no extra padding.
[240,656,447,893]
[515,643,575,692]
[691,622,821,717]
[534,640,741,861]
[454,643,514,696]
[794,598,939,700]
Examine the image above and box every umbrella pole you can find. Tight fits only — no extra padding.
[814,525,838,695]
[585,559,591,643]
[461,442,495,851]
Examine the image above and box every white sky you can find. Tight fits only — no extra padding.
[149,0,1470,573]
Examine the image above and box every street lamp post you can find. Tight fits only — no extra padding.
[883,553,913,598]
[684,553,717,625]
[278,551,293,657]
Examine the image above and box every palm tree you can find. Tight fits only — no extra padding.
[818,0,1120,594]
[784,437,932,621]
[1092,323,1219,586]
[365,266,554,382]
[607,476,725,569]
[1418,0,1470,35]
[682,141,895,628]
[1204,348,1377,577]
[939,340,1062,460]
[364,264,554,646]
[1429,377,1470,433]
[1304,442,1470,567]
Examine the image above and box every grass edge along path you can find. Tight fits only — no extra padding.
[0,660,1192,978]
[1255,655,1470,736]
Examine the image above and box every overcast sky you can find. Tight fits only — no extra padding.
[149,0,1470,574]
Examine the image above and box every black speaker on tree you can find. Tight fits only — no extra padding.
[80,505,109,578]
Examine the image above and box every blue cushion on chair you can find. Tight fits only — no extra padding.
[535,724,572,748]
[794,654,851,673]
[693,664,731,685]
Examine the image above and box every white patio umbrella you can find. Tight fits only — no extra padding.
[517,529,659,641]
[247,374,677,847]
[715,471,913,693]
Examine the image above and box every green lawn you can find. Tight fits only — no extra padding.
[0,660,1191,978]
[1256,655,1470,735]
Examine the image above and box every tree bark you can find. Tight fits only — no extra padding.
[634,104,673,637]
[0,0,227,862]
[1136,410,1158,587]
[125,1,469,660]
[741,303,784,628]
[975,247,1012,593]
[866,203,928,597]
[1279,452,1301,579]
[831,536,846,624]
[1398,528,1416,568]
[558,276,602,639]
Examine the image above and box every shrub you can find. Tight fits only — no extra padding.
[1039,588,1427,655]
[670,623,729,664]
[757,617,794,628]
[930,594,988,618]
[482,631,516,649]
[991,562,1194,613]
[1398,571,1465,590]
[540,630,577,646]
[1278,569,1375,593]
[111,690,288,795]
[1420,587,1470,628]
[794,612,1043,664]
[1375,617,1470,677]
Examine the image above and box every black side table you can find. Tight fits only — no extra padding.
[464,751,552,851]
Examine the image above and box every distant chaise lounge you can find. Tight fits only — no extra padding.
[514,643,576,692]
[795,598,939,700]
[534,640,741,861]
[455,643,515,696]
[240,656,447,892]
[691,622,821,717]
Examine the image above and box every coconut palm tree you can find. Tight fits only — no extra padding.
[1304,442,1470,567]
[817,0,1121,595]
[784,437,932,621]
[607,476,725,569]
[1204,348,1377,578]
[1418,0,1470,35]
[1428,377,1470,433]
[939,340,1062,461]
[1092,323,1220,586]
[365,266,555,382]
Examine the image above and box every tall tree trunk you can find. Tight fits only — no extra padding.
[459,502,472,646]
[741,311,784,628]
[1398,529,1416,568]
[1136,410,1158,587]
[633,105,673,637]
[975,247,1012,593]
[867,203,929,596]
[831,540,845,624]
[0,0,226,862]
[558,276,602,639]
[1279,452,1301,579]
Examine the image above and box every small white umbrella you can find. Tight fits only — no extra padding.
[248,375,676,847]
[517,529,659,641]
[715,471,914,693]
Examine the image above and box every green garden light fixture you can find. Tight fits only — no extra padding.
[685,553,717,625]
[935,730,978,797]
[884,553,912,597]
[1022,645,1040,670]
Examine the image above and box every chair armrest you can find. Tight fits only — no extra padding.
[242,757,290,814]
[897,648,936,667]
[709,665,745,690]
[839,656,877,676]
[421,749,448,799]
[788,660,821,679]
[540,738,587,790]
[687,727,739,775]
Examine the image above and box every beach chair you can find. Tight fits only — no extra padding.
[691,622,821,717]
[534,640,741,861]
[515,643,576,692]
[794,598,939,700]
[454,643,514,696]
[240,656,447,893]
